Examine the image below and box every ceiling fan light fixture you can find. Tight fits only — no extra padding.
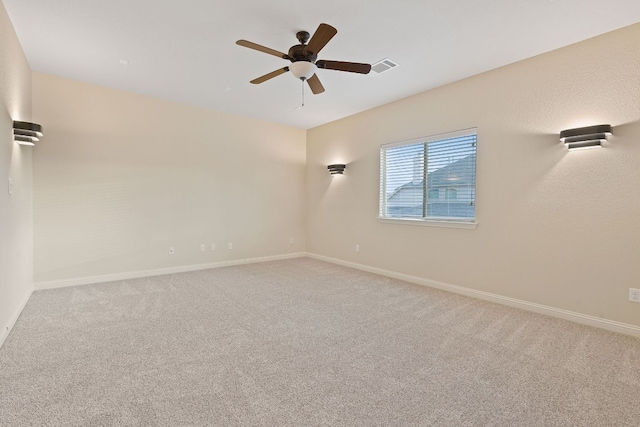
[289,61,317,80]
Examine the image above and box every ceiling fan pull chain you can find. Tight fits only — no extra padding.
[301,79,305,108]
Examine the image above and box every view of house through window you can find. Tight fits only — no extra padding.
[379,128,477,221]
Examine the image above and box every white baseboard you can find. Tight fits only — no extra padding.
[0,287,33,349]
[32,251,640,338]
[306,252,640,338]
[35,252,306,291]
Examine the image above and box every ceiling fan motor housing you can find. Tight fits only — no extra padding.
[288,40,319,80]
[288,44,317,63]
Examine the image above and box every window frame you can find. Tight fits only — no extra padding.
[378,128,478,229]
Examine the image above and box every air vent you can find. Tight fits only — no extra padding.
[372,58,399,74]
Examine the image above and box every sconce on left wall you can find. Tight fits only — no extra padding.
[327,164,346,175]
[13,120,43,146]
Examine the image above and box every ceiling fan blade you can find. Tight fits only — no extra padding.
[307,74,325,94]
[250,67,289,84]
[316,60,372,74]
[236,40,289,59]
[303,23,337,56]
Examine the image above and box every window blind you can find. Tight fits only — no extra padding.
[380,128,477,221]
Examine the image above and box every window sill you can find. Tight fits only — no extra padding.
[377,217,478,229]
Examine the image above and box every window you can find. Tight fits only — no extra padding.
[445,188,457,200]
[379,128,477,222]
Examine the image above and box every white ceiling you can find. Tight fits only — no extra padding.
[4,0,640,129]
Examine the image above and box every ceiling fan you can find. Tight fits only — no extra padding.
[236,23,371,95]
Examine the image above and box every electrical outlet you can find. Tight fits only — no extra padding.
[630,288,640,303]
[289,237,294,244]
[7,178,13,196]
[200,244,205,252]
[228,243,233,250]
[355,244,360,253]
[210,244,216,252]
[169,246,175,255]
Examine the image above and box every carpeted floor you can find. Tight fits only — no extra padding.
[1,257,640,426]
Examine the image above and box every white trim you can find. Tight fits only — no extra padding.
[305,253,640,338]
[0,288,33,349]
[378,217,478,229]
[35,253,306,290]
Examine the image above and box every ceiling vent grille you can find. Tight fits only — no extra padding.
[372,58,399,74]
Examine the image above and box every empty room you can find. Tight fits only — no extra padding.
[2,0,640,425]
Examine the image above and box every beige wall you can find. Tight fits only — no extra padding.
[32,73,306,284]
[0,2,33,344]
[306,24,640,327]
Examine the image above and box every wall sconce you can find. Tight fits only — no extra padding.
[327,164,346,175]
[13,121,44,146]
[560,124,611,150]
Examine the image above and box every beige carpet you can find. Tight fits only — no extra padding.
[1,257,640,426]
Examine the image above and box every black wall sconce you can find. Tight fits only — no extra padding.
[13,121,44,146]
[327,164,346,175]
[560,124,611,150]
